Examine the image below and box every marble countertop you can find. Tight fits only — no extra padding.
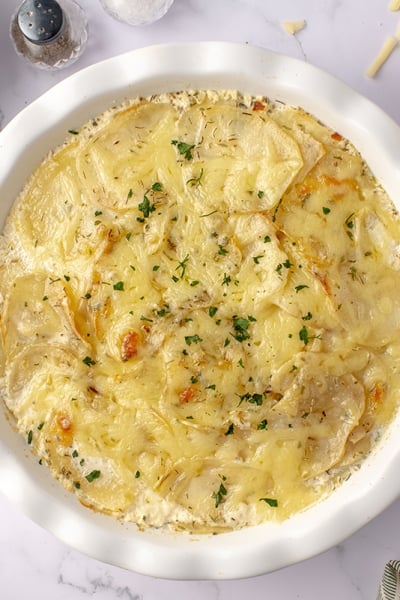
[1,1,400,598]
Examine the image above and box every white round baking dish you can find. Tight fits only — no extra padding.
[1,42,400,580]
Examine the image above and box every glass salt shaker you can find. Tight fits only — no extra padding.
[10,0,88,70]
[99,0,175,26]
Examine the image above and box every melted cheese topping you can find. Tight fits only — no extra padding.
[1,90,400,532]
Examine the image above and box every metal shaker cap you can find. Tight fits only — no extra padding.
[17,0,64,45]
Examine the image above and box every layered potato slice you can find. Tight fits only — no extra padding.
[1,90,400,532]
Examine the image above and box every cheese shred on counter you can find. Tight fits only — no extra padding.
[1,90,400,533]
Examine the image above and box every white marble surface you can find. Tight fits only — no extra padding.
[1,0,400,597]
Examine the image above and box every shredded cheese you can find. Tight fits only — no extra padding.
[282,20,306,35]
[366,35,398,77]
[388,0,400,11]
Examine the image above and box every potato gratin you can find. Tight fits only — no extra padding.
[1,90,400,532]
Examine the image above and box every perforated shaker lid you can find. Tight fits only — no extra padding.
[17,0,64,45]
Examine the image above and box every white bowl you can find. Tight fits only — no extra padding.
[1,42,400,580]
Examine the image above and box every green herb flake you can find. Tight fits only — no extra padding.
[134,470,141,479]
[113,281,124,291]
[64,274,71,282]
[68,129,79,135]
[295,284,309,293]
[82,356,96,366]
[232,316,251,342]
[302,311,313,321]
[73,481,81,489]
[137,194,155,221]
[257,190,265,199]
[209,306,218,318]
[185,334,203,346]
[299,326,309,345]
[85,470,101,483]
[253,254,264,264]
[176,254,189,279]
[212,477,228,508]
[190,280,200,287]
[222,273,231,286]
[264,235,272,243]
[152,265,160,271]
[151,182,163,192]
[259,497,278,507]
[27,430,33,445]
[322,206,331,215]
[346,213,355,229]
[171,139,195,160]
[224,423,234,436]
[238,392,264,406]
[257,419,268,430]
[218,244,228,256]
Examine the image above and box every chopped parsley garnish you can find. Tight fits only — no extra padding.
[212,476,227,508]
[264,235,271,243]
[218,244,228,256]
[151,182,163,192]
[253,254,264,264]
[137,194,155,220]
[72,449,79,458]
[224,423,234,436]
[85,470,101,483]
[171,139,195,160]
[302,312,313,321]
[346,213,355,229]
[299,325,309,345]
[176,254,189,279]
[82,356,96,366]
[208,306,218,318]
[222,273,231,285]
[322,206,331,215]
[238,392,264,406]
[73,481,81,489]
[232,316,252,342]
[68,129,79,135]
[259,497,278,507]
[27,430,33,445]
[184,334,202,346]
[295,284,309,293]
[257,419,268,430]
[257,190,265,199]
[134,470,141,479]
[113,281,124,291]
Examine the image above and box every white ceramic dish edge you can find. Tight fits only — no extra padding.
[1,42,400,580]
